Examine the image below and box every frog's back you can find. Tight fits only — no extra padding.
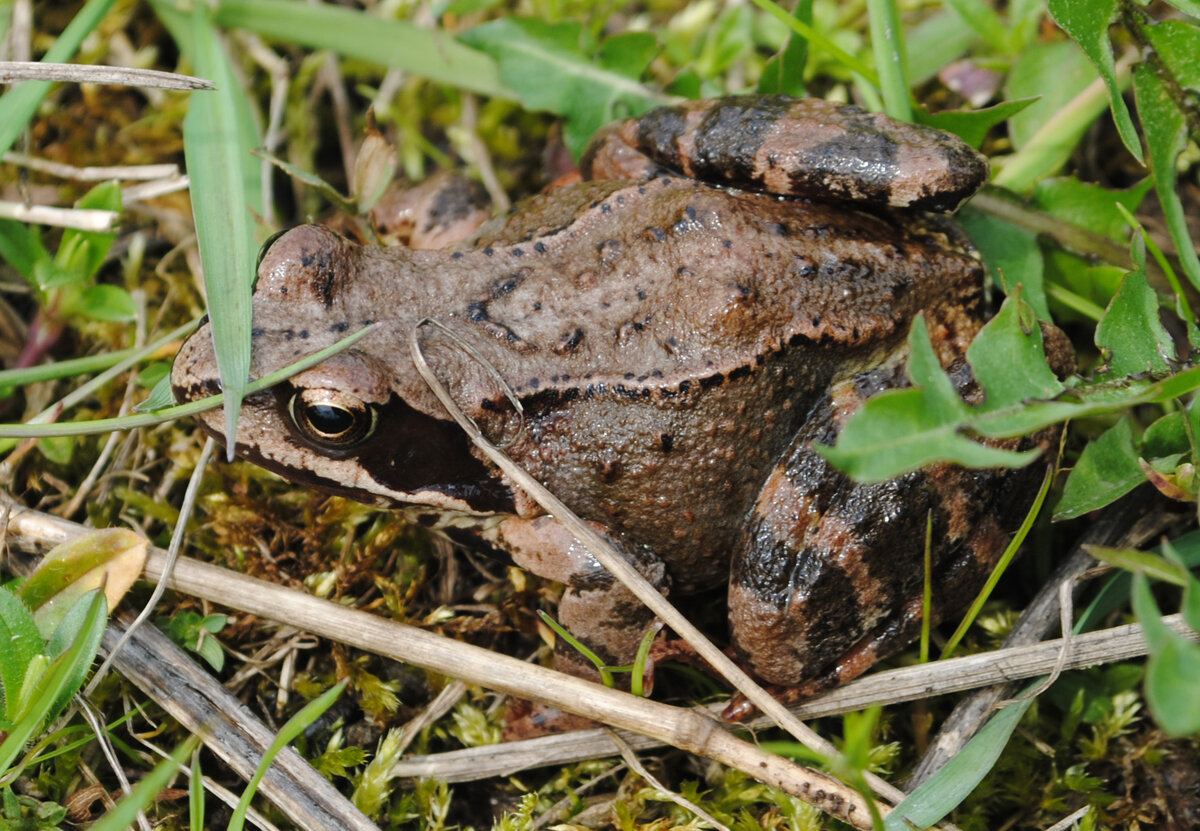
[451,176,983,400]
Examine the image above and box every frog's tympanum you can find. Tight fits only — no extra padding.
[172,96,1070,701]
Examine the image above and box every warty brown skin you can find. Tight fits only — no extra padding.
[172,95,1065,692]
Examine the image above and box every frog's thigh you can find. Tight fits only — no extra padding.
[485,516,667,674]
[730,418,1017,688]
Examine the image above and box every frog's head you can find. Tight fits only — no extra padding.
[170,225,515,515]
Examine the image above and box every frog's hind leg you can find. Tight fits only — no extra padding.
[727,367,1052,695]
[369,171,492,249]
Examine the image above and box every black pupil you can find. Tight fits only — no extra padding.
[306,404,355,436]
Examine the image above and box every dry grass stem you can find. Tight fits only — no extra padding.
[2,152,179,181]
[387,614,1196,782]
[5,500,879,829]
[0,200,116,230]
[0,60,212,89]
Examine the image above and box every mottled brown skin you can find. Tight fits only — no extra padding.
[172,96,1064,699]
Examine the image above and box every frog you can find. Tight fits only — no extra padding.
[171,95,1071,705]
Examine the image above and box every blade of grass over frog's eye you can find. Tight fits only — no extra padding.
[213,0,508,99]
[181,3,261,462]
[0,0,118,158]
[865,0,912,122]
[0,323,378,439]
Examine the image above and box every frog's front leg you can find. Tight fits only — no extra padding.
[482,515,669,682]
[729,363,1056,693]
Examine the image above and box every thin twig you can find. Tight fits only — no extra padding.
[0,61,212,89]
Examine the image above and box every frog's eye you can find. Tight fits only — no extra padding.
[288,389,377,448]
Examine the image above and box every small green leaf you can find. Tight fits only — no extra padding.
[135,375,176,412]
[0,587,46,721]
[54,182,122,281]
[1048,0,1143,162]
[919,98,1037,150]
[1087,545,1189,586]
[0,591,107,775]
[0,220,49,282]
[1054,417,1142,520]
[1132,573,1200,736]
[1163,540,1200,632]
[459,19,668,158]
[67,285,137,323]
[19,528,148,639]
[1094,268,1175,378]
[956,207,1048,319]
[1032,177,1152,242]
[966,293,1064,405]
[1133,26,1200,294]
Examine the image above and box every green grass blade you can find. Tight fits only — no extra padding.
[180,3,262,461]
[883,692,1033,829]
[227,679,347,831]
[89,735,202,831]
[0,0,118,157]
[214,0,508,99]
[865,0,912,121]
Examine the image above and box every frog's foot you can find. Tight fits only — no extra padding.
[721,596,924,722]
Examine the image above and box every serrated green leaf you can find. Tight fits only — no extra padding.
[956,207,1048,319]
[459,19,668,158]
[1048,0,1142,162]
[1054,417,1142,520]
[1094,268,1175,378]
[1133,27,1200,294]
[0,587,45,721]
